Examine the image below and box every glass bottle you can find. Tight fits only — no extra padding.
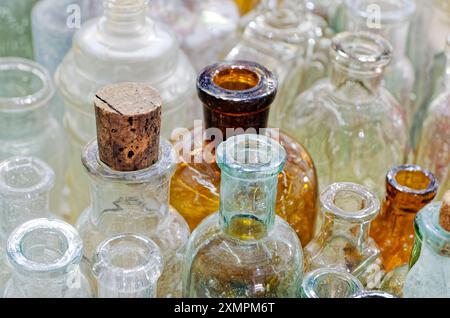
[92,234,163,298]
[304,183,382,289]
[415,38,450,201]
[300,268,363,298]
[0,0,36,59]
[76,82,189,298]
[182,134,303,298]
[0,57,68,219]
[370,165,438,273]
[345,0,416,127]
[32,0,102,76]
[170,61,319,246]
[0,156,55,294]
[403,195,450,298]
[226,0,332,126]
[3,218,93,298]
[55,0,198,221]
[149,0,240,72]
[282,32,409,198]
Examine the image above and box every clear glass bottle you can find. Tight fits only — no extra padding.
[226,0,332,126]
[0,156,55,294]
[282,32,409,198]
[55,0,198,221]
[149,0,240,72]
[415,38,450,201]
[77,139,189,298]
[300,268,363,298]
[0,0,36,59]
[182,134,304,298]
[0,57,68,219]
[170,61,319,246]
[345,0,416,127]
[370,165,438,273]
[92,234,163,298]
[403,198,450,298]
[3,218,93,298]
[32,0,102,76]
[304,183,382,289]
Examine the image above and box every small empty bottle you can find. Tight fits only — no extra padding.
[0,156,55,294]
[3,218,93,298]
[92,234,163,298]
[183,134,304,298]
[403,192,450,298]
[301,268,363,298]
[0,58,68,219]
[304,182,382,288]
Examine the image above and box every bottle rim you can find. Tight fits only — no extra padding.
[386,164,439,197]
[0,58,54,113]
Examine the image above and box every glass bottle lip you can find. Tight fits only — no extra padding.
[331,31,393,75]
[0,57,54,113]
[351,290,398,298]
[321,182,380,222]
[82,139,176,183]
[197,60,277,110]
[302,267,363,298]
[92,233,163,290]
[216,134,286,178]
[387,164,439,197]
[416,202,450,250]
[0,156,55,199]
[345,0,416,24]
[6,218,83,276]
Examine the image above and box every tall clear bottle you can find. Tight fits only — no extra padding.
[92,234,163,298]
[304,183,383,288]
[3,218,93,298]
[0,156,55,294]
[0,58,68,218]
[416,37,450,200]
[170,61,319,246]
[183,134,303,298]
[282,32,409,197]
[226,0,332,126]
[403,192,450,298]
[55,0,197,221]
[345,0,416,127]
[76,82,189,298]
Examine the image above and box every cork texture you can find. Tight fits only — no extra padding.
[440,191,450,232]
[94,82,162,171]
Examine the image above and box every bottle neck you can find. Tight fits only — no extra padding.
[301,268,363,298]
[83,140,175,232]
[0,157,54,244]
[102,0,149,35]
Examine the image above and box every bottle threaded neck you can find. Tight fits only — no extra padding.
[103,0,149,33]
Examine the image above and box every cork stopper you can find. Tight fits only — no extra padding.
[439,191,450,232]
[94,82,162,171]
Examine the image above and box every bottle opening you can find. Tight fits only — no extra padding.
[213,67,260,91]
[308,269,362,298]
[387,165,438,196]
[21,228,68,264]
[394,170,431,191]
[105,235,158,270]
[333,190,367,213]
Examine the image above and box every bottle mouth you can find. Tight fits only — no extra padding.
[0,58,54,113]
[345,0,416,24]
[302,268,363,298]
[351,290,398,298]
[331,31,392,75]
[321,182,380,222]
[216,134,286,178]
[92,233,163,290]
[0,156,55,199]
[387,165,438,196]
[197,60,277,111]
[7,219,83,275]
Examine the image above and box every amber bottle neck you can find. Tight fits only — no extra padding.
[197,61,277,140]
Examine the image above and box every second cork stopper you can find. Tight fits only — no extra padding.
[94,82,162,172]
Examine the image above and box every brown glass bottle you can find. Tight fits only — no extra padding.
[170,61,319,246]
[370,165,438,273]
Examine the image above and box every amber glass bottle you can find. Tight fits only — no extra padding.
[170,61,318,246]
[370,165,438,273]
